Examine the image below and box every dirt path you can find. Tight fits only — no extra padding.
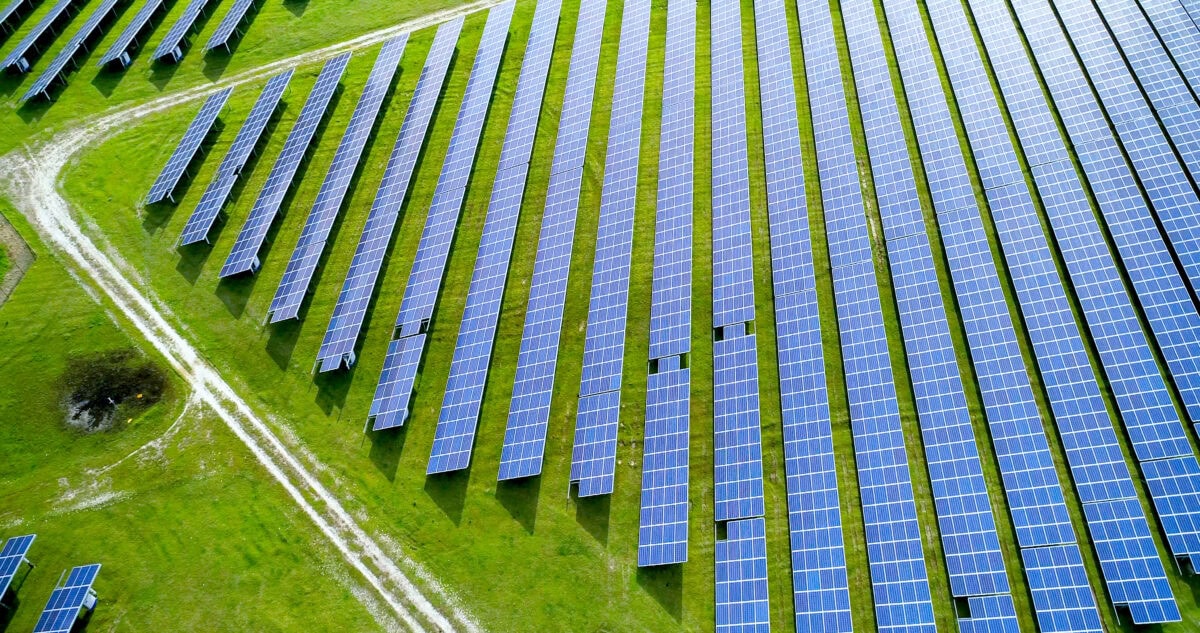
[0,2,508,631]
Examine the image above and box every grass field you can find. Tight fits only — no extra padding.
[2,0,1200,630]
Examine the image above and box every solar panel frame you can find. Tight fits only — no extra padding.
[178,69,291,245]
[1,0,81,72]
[32,564,100,633]
[146,86,233,205]
[569,0,650,496]
[204,0,254,51]
[496,0,608,482]
[219,54,349,277]
[267,35,407,322]
[21,0,125,102]
[97,0,164,67]
[714,518,770,633]
[638,0,694,568]
[151,0,217,63]
[318,12,477,373]
[0,534,34,599]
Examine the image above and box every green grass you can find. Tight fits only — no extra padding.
[2,0,1200,630]
[0,242,9,281]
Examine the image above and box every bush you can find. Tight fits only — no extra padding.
[60,349,167,430]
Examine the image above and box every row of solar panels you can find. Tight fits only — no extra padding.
[141,0,1200,629]
[2,0,264,103]
[0,534,103,633]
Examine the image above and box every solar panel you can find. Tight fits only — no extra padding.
[146,87,233,205]
[205,0,255,51]
[318,12,477,374]
[954,0,1185,621]
[0,0,38,37]
[21,0,125,103]
[219,54,349,277]
[762,2,851,627]
[638,0,694,568]
[957,595,1021,633]
[495,0,607,480]
[1,0,82,73]
[369,334,426,430]
[152,0,218,63]
[97,0,165,68]
[569,0,650,496]
[33,564,100,633]
[267,35,407,322]
[1021,546,1104,632]
[714,518,770,633]
[709,0,764,528]
[179,69,292,246]
[817,1,938,629]
[0,534,34,598]
[432,0,562,472]
[1134,0,1200,96]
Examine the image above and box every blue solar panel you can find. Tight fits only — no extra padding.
[1,0,81,73]
[495,0,607,481]
[0,534,34,598]
[714,518,770,633]
[1,0,39,37]
[638,0,694,568]
[709,0,764,529]
[97,0,165,68]
[205,0,254,51]
[957,0,1185,622]
[1132,0,1200,97]
[637,365,690,567]
[1021,546,1104,633]
[219,54,349,277]
[147,87,233,205]
[33,564,100,633]
[319,13,476,374]
[21,0,125,102]
[152,0,218,63]
[179,69,291,245]
[268,35,407,322]
[569,0,649,497]
[824,1,938,630]
[957,595,1021,633]
[369,334,425,430]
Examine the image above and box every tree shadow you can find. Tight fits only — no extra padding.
[496,476,541,534]
[265,317,302,370]
[425,468,469,526]
[636,564,683,623]
[313,364,353,414]
[366,423,408,482]
[572,487,610,545]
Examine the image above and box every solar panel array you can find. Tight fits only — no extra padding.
[1007,0,1200,576]
[760,0,851,629]
[637,0,694,568]
[146,87,233,205]
[268,35,407,322]
[220,54,349,277]
[319,13,473,374]
[97,0,164,67]
[205,0,254,51]
[1053,0,1200,398]
[496,0,607,481]
[1132,0,1200,96]
[152,0,218,63]
[957,0,1184,622]
[367,11,524,431]
[432,0,562,472]
[825,1,938,630]
[179,69,292,245]
[0,534,34,598]
[33,564,100,633]
[1184,0,1200,23]
[570,0,650,497]
[22,0,124,103]
[1,0,81,73]
[714,518,770,633]
[0,0,36,36]
[709,0,765,533]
